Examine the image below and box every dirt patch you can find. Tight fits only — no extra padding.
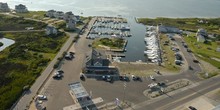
[113,62,178,76]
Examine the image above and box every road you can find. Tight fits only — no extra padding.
[131,76,220,110]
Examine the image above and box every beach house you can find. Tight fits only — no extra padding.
[0,2,10,12]
[46,10,56,18]
[66,19,76,30]
[46,25,57,35]
[64,11,75,21]
[15,4,28,13]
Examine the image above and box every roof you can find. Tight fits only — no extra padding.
[69,82,89,99]
[85,49,109,67]
[65,11,74,15]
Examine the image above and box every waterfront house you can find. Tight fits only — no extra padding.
[64,11,75,21]
[66,19,76,30]
[46,25,57,35]
[46,10,56,18]
[15,4,28,13]
[83,49,117,74]
[54,11,64,19]
[0,2,10,12]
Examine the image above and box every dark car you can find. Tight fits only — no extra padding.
[193,59,199,63]
[80,74,85,80]
[188,106,197,110]
[187,48,192,52]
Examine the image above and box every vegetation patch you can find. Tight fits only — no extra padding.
[0,42,3,47]
[92,38,126,49]
[138,17,220,34]
[0,14,46,31]
[13,11,46,20]
[160,34,180,71]
[0,32,68,110]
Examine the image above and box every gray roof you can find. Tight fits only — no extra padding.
[69,82,89,99]
[85,49,109,67]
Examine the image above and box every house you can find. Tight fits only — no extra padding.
[66,19,76,30]
[46,10,56,18]
[64,11,74,21]
[196,28,208,37]
[83,49,117,74]
[74,15,81,22]
[54,11,64,19]
[197,35,206,42]
[216,47,220,52]
[0,2,10,12]
[15,4,28,13]
[196,28,207,42]
[46,25,57,35]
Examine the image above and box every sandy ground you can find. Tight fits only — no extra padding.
[113,62,178,76]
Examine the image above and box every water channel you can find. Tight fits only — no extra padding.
[0,38,15,52]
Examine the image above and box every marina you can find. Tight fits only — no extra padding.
[87,17,131,39]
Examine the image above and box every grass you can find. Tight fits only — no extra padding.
[0,14,46,31]
[0,32,68,110]
[138,17,220,35]
[183,34,220,68]
[92,38,125,49]
[13,11,46,20]
[160,34,180,71]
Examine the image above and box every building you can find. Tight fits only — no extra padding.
[216,47,220,52]
[15,4,28,13]
[196,28,208,37]
[66,19,76,30]
[46,25,57,35]
[83,49,117,74]
[0,2,10,12]
[196,28,207,42]
[46,10,56,18]
[54,11,64,19]
[157,26,182,34]
[197,35,206,42]
[64,11,75,21]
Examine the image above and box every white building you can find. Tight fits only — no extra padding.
[15,4,28,13]
[46,10,56,18]
[54,11,64,19]
[66,19,76,30]
[64,11,74,21]
[197,35,206,43]
[0,2,10,12]
[196,28,208,37]
[46,25,57,35]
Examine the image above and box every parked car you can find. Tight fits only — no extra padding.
[193,59,199,63]
[175,60,182,65]
[65,52,74,60]
[188,106,197,110]
[119,75,129,81]
[80,74,85,80]
[150,75,155,81]
[187,48,192,52]
[53,71,63,79]
[37,95,47,100]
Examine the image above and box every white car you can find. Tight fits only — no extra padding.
[150,75,155,80]
[37,95,47,100]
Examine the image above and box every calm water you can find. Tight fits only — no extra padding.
[0,38,15,51]
[3,0,220,18]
